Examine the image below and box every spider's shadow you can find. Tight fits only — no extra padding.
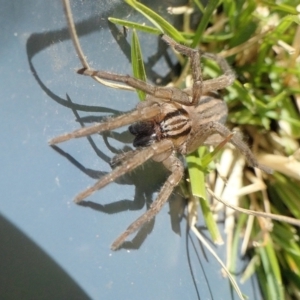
[51,94,186,250]
[24,2,247,298]
[27,2,185,250]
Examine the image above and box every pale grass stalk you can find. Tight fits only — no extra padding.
[62,0,135,91]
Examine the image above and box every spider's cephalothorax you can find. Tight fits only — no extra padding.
[129,102,192,148]
[129,92,226,154]
[49,34,272,250]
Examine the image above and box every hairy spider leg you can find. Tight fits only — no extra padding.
[161,35,202,105]
[111,153,183,250]
[201,52,236,93]
[196,121,273,174]
[162,35,236,98]
[48,105,161,145]
[76,35,236,107]
[77,67,194,105]
[74,139,174,203]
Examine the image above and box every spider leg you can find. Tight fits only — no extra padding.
[77,35,235,107]
[110,149,140,168]
[201,52,236,94]
[74,139,174,203]
[111,153,184,250]
[162,35,235,97]
[194,121,273,174]
[162,35,202,105]
[77,68,192,105]
[48,104,161,145]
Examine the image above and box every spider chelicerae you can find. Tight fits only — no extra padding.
[49,33,272,250]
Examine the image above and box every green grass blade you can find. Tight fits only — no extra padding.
[191,0,219,47]
[131,30,147,101]
[258,241,284,300]
[186,151,222,244]
[125,0,185,42]
[108,17,161,35]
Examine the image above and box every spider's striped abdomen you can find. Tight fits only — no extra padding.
[196,92,228,126]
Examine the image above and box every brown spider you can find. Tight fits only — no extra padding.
[49,34,272,250]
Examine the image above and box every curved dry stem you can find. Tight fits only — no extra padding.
[62,0,135,91]
[206,186,300,227]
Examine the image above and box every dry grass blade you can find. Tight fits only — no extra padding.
[206,187,300,227]
[62,0,134,91]
[187,196,245,300]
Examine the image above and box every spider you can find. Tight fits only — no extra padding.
[49,34,272,250]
